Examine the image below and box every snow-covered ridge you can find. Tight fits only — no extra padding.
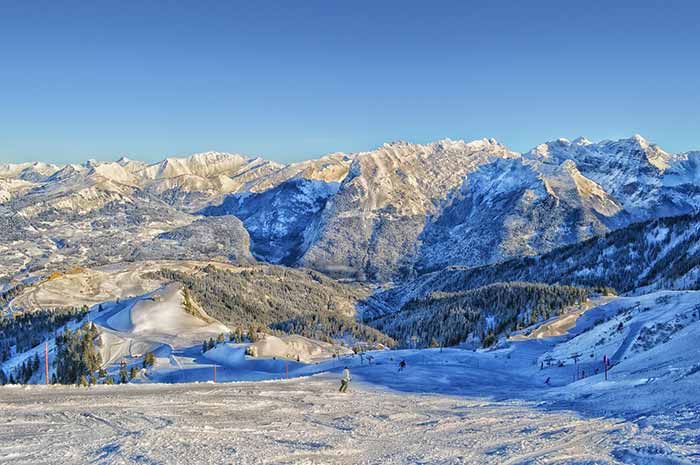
[1,134,696,186]
[3,135,700,282]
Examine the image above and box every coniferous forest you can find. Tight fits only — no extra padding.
[153,265,394,346]
[367,282,593,348]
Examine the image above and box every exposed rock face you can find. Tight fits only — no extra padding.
[299,139,519,280]
[201,178,338,264]
[524,135,688,217]
[416,157,626,272]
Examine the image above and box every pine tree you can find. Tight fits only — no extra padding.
[143,352,156,368]
[79,375,88,387]
[119,368,128,384]
[129,367,138,380]
[247,325,257,343]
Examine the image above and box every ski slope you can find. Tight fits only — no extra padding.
[3,284,700,463]
[0,376,691,465]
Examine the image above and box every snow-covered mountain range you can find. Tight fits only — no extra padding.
[2,134,699,284]
[4,136,700,463]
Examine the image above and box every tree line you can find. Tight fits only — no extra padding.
[0,306,90,362]
[368,282,592,348]
[151,265,393,346]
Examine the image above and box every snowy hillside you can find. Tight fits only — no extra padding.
[373,211,700,315]
[0,260,381,382]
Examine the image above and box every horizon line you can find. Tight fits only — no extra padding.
[1,133,698,167]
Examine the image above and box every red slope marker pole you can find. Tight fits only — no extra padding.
[213,365,217,384]
[44,341,49,385]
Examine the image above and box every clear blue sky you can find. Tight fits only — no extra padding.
[1,1,699,164]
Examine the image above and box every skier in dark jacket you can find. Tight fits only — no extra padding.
[398,360,406,372]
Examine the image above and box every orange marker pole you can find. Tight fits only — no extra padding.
[213,365,217,384]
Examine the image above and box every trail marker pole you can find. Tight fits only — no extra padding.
[44,341,49,385]
[285,361,289,380]
[213,366,217,384]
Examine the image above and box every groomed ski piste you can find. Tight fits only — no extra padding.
[2,281,700,464]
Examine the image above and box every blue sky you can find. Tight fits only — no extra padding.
[1,1,699,164]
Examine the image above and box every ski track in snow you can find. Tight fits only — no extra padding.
[0,376,681,465]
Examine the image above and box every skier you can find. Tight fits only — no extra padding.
[398,360,406,372]
[545,376,551,386]
[339,367,351,393]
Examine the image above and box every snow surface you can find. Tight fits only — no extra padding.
[3,289,700,463]
[0,375,692,465]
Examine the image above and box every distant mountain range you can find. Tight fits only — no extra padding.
[2,135,699,285]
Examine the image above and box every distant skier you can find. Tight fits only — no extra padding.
[339,367,351,393]
[398,360,406,372]
[545,376,551,386]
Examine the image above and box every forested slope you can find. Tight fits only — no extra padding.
[370,213,700,316]
[154,265,394,346]
[366,282,592,348]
